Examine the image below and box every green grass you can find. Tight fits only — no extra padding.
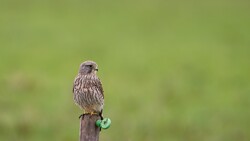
[1,0,250,141]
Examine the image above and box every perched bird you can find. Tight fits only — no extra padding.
[73,61,104,119]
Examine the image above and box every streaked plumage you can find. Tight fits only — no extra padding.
[73,61,104,116]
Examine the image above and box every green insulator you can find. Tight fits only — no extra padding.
[96,118,111,129]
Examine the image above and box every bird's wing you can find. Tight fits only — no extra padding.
[93,78,104,99]
[73,75,85,95]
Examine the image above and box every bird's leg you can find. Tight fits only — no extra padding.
[89,111,103,120]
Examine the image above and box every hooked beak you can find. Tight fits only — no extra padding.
[95,68,99,71]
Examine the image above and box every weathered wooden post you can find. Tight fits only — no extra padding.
[79,114,111,141]
[80,114,101,141]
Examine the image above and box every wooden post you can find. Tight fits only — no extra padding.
[79,114,101,141]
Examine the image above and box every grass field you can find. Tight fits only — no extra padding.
[1,0,250,141]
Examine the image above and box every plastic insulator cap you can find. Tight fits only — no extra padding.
[96,118,111,129]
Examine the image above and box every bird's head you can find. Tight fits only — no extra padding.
[78,60,98,75]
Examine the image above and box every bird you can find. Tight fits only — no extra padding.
[73,60,104,119]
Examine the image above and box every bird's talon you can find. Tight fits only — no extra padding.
[90,112,98,115]
[79,113,87,119]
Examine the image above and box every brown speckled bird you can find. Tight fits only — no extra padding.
[73,61,104,119]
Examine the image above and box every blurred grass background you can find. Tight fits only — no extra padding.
[0,0,250,141]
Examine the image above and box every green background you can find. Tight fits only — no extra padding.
[1,0,250,141]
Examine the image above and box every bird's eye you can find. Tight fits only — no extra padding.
[88,65,92,67]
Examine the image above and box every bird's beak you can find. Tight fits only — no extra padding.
[95,68,99,71]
